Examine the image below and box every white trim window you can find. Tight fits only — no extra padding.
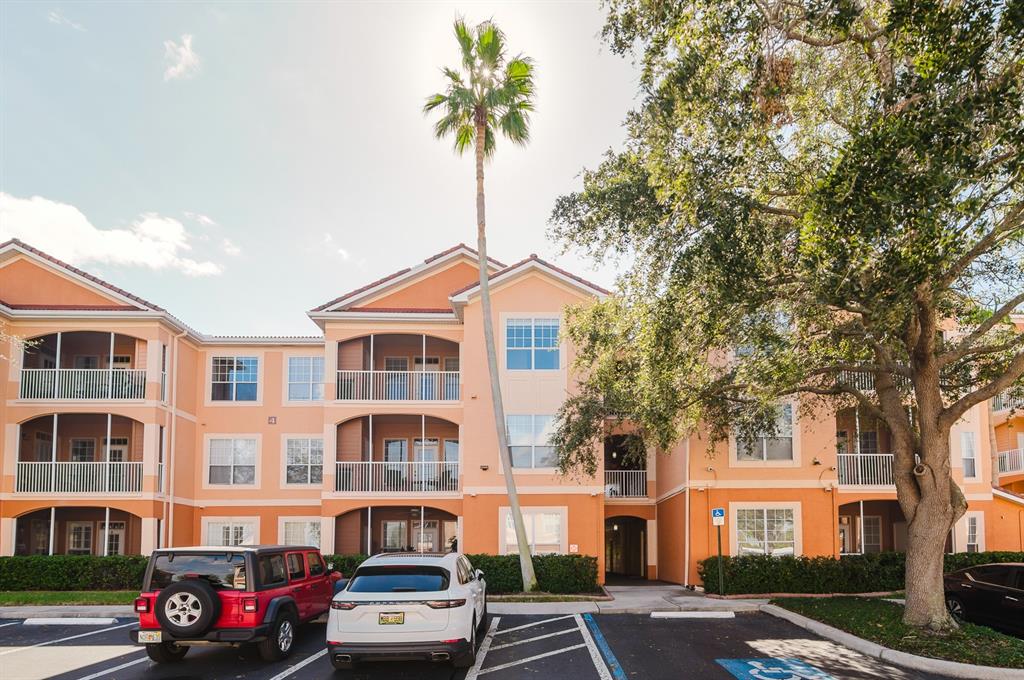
[67,522,93,555]
[285,438,323,485]
[862,516,882,553]
[737,404,794,461]
[735,508,796,556]
[966,516,980,553]
[287,356,324,401]
[211,356,258,401]
[207,520,257,546]
[382,520,408,552]
[70,438,96,462]
[282,519,321,547]
[506,318,559,370]
[961,431,978,479]
[208,438,257,485]
[506,415,556,468]
[500,507,566,555]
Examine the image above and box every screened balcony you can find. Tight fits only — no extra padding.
[603,435,648,498]
[19,331,150,400]
[335,334,459,402]
[835,407,896,486]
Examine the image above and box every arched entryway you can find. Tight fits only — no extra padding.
[335,506,459,555]
[14,507,143,556]
[605,516,647,581]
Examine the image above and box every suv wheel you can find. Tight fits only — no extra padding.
[258,609,298,661]
[155,580,220,638]
[145,642,189,663]
[453,616,477,668]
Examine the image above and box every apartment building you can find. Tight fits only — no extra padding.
[1,238,1021,586]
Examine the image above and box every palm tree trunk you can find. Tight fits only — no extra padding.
[475,120,538,592]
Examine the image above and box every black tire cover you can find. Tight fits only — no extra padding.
[155,580,221,637]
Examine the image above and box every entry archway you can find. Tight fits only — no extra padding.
[605,516,647,581]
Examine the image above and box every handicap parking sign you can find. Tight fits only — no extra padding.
[716,658,834,680]
[712,507,725,526]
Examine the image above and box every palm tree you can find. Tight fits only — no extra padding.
[424,18,538,591]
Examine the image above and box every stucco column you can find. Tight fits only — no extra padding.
[145,336,162,401]
[323,421,336,492]
[320,516,335,554]
[3,423,19,477]
[142,422,159,480]
[0,517,15,556]
[646,518,658,580]
[141,517,158,555]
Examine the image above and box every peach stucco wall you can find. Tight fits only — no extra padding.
[0,257,131,308]
[362,260,480,310]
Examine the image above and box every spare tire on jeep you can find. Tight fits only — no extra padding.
[155,580,220,637]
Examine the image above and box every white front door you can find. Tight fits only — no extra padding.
[412,520,439,552]
[100,521,127,555]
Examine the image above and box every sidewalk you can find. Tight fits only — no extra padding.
[0,605,134,619]
[491,583,766,615]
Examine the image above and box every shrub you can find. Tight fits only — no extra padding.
[0,555,148,591]
[465,553,599,594]
[698,551,1024,595]
[322,554,368,577]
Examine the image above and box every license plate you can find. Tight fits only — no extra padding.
[138,630,162,643]
[378,612,404,625]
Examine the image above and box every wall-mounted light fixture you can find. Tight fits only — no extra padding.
[480,464,489,471]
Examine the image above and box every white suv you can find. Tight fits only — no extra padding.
[326,552,487,670]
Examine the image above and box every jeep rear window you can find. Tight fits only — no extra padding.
[347,566,450,593]
[149,553,248,591]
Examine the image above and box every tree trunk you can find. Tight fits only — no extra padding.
[474,119,538,591]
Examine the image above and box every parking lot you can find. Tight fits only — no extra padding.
[0,613,954,679]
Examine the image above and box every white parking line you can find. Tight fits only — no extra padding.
[0,621,137,656]
[475,644,588,675]
[267,648,329,680]
[574,614,613,680]
[73,655,148,680]
[465,615,501,680]
[650,611,735,619]
[491,614,575,636]
[0,621,21,628]
[24,618,118,626]
[489,627,578,651]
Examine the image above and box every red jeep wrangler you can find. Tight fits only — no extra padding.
[131,545,341,663]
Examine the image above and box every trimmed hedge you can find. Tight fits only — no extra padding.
[0,552,598,595]
[698,551,1024,595]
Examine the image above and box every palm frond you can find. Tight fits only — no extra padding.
[454,124,476,155]
[423,93,448,114]
[453,19,475,70]
[498,108,530,146]
[475,21,505,70]
[482,125,496,158]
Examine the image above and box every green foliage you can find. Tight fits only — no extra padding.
[698,551,1024,595]
[0,556,148,591]
[322,554,369,577]
[465,554,599,594]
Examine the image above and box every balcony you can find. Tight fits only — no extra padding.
[336,370,460,402]
[604,470,648,498]
[335,461,460,493]
[998,449,1023,476]
[993,391,1024,413]
[15,461,144,494]
[20,368,147,400]
[837,453,895,486]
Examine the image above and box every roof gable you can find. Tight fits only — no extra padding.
[449,255,610,305]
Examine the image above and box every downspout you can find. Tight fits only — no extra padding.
[683,440,691,587]
[166,329,187,548]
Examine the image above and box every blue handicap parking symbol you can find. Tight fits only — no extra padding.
[712,508,725,518]
[716,658,835,680]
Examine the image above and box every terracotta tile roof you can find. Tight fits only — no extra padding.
[0,301,140,311]
[347,306,454,314]
[449,253,612,298]
[0,238,163,311]
[310,243,502,313]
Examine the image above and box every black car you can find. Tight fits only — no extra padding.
[944,562,1024,636]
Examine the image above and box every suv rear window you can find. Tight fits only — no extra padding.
[149,553,248,591]
[347,566,450,593]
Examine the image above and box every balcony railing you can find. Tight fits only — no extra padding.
[837,453,895,486]
[15,461,144,493]
[993,391,1024,412]
[19,368,147,400]
[336,370,460,401]
[604,470,648,498]
[335,461,460,493]
[998,449,1024,476]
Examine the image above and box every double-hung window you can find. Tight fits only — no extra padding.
[287,357,324,401]
[208,438,257,485]
[67,522,93,555]
[285,438,323,485]
[966,516,980,553]
[736,404,794,461]
[506,415,556,468]
[207,521,256,546]
[501,508,565,555]
[735,508,796,556]
[211,356,258,401]
[70,439,95,462]
[961,432,977,478]
[282,520,321,547]
[506,318,559,370]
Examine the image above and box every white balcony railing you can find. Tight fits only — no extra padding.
[837,453,895,486]
[19,368,147,400]
[998,449,1024,476]
[336,370,460,401]
[604,470,648,498]
[15,461,144,493]
[335,461,460,493]
[993,391,1024,412]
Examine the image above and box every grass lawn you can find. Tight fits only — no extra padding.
[772,597,1024,668]
[0,591,137,606]
[488,592,608,602]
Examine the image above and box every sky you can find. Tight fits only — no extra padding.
[0,1,640,335]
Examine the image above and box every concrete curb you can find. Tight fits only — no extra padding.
[0,605,134,619]
[760,604,1024,680]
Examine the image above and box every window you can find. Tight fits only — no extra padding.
[160,344,168,402]
[736,508,796,556]
[207,520,256,546]
[112,355,132,369]
[67,522,93,555]
[259,554,287,586]
[859,431,879,455]
[282,520,321,547]
[307,552,325,576]
[285,438,323,485]
[74,356,99,369]
[211,356,258,401]
[736,404,794,462]
[348,566,450,593]
[862,516,882,553]
[444,439,460,462]
[966,516,979,553]
[506,318,559,370]
[34,432,52,461]
[507,415,557,468]
[961,432,977,478]
[382,521,407,551]
[383,358,409,399]
[157,426,165,493]
[286,553,306,580]
[414,438,439,461]
[70,439,95,462]
[101,521,126,556]
[384,439,408,462]
[208,438,257,485]
[502,508,564,555]
[150,553,248,590]
[287,356,324,401]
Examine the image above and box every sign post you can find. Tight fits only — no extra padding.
[712,507,725,596]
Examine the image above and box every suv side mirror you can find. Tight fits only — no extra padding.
[475,569,484,581]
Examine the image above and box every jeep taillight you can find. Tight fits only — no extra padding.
[242,598,258,613]
[426,599,466,609]
[331,601,358,610]
[134,597,150,613]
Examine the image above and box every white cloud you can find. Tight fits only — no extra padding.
[222,238,241,256]
[337,247,350,260]
[184,211,217,227]
[48,9,85,31]
[322,233,350,260]
[0,193,223,277]
[163,35,201,81]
